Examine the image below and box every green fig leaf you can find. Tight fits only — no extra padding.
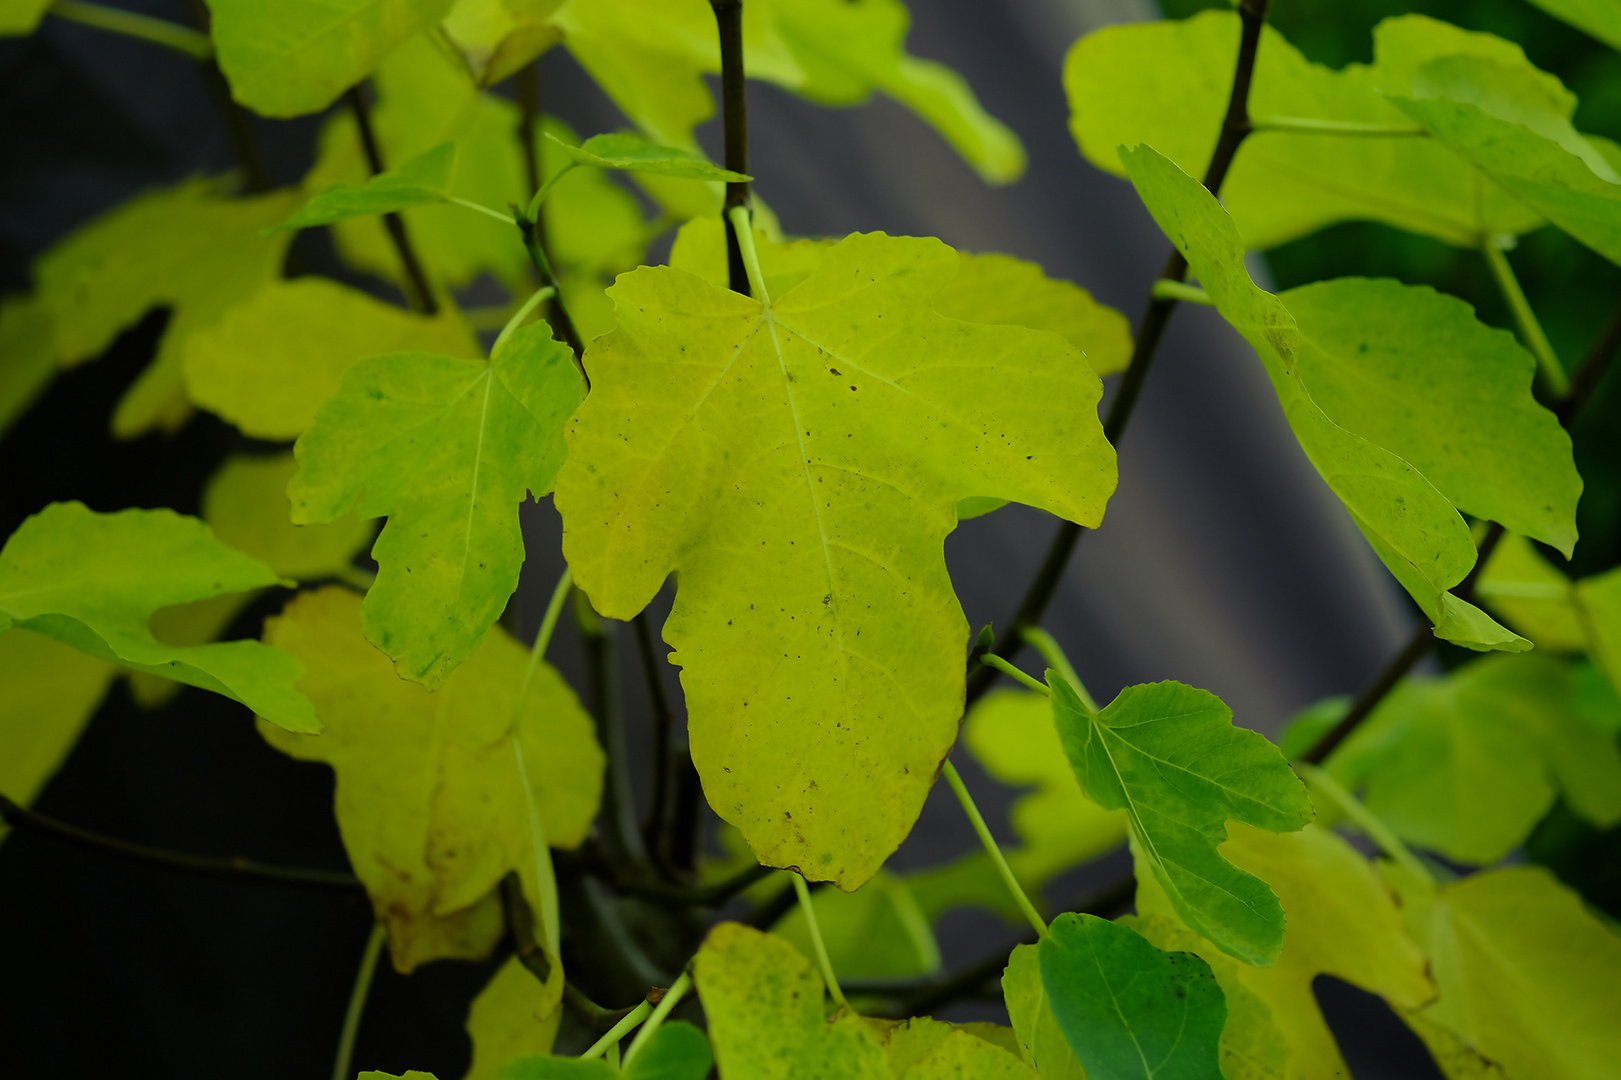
[272,142,458,232]
[1134,824,1434,1079]
[290,323,582,688]
[693,922,888,1079]
[204,0,457,117]
[624,1022,714,1080]
[1038,912,1227,1080]
[497,1059,614,1079]
[464,955,564,1080]
[1049,674,1313,965]
[259,586,601,971]
[770,870,940,979]
[0,502,316,732]
[0,0,51,35]
[1387,864,1621,1080]
[555,231,1116,887]
[1576,564,1621,696]
[548,131,749,182]
[184,276,479,440]
[32,177,296,437]
[1524,0,1621,51]
[0,293,57,439]
[866,1016,1037,1079]
[203,453,377,581]
[1065,11,1541,250]
[1121,143,1526,652]
[1002,943,1087,1080]
[440,0,564,87]
[1477,532,1589,651]
[1326,654,1621,864]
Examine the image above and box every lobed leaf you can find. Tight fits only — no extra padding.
[1387,864,1621,1080]
[464,955,564,1080]
[1121,143,1529,651]
[866,1016,1036,1079]
[0,502,316,732]
[1038,912,1227,1080]
[1049,674,1312,965]
[548,131,749,182]
[556,231,1115,887]
[1002,944,1087,1080]
[271,142,459,232]
[204,0,457,117]
[290,323,582,688]
[184,276,479,440]
[260,586,601,970]
[1135,824,1434,1079]
[440,0,564,86]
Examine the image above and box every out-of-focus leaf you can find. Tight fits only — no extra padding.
[693,922,888,1079]
[623,1022,713,1080]
[0,294,56,438]
[205,0,457,117]
[463,955,564,1080]
[32,178,296,436]
[1039,913,1226,1080]
[272,143,458,232]
[204,453,376,580]
[1387,864,1621,1080]
[1327,654,1621,863]
[0,630,117,843]
[260,586,601,971]
[1280,278,1579,557]
[1577,564,1621,696]
[1524,0,1621,51]
[1136,824,1434,1080]
[1122,143,1525,652]
[184,276,479,440]
[1050,673,1312,965]
[291,323,582,688]
[548,131,748,181]
[771,870,940,979]
[1002,943,1086,1080]
[497,1058,613,1079]
[1477,533,1588,651]
[866,1016,1037,1079]
[126,591,256,709]
[0,0,51,35]
[0,502,315,732]
[440,0,564,86]
[556,232,1115,888]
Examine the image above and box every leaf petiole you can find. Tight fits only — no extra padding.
[1250,116,1427,138]
[792,873,850,1008]
[330,922,385,1080]
[1149,279,1213,306]
[727,204,771,304]
[1296,763,1435,886]
[621,969,693,1068]
[47,0,212,60]
[941,760,1049,938]
[579,999,652,1060]
[1480,238,1570,398]
[446,196,516,225]
[491,286,556,357]
[1022,628,1097,710]
[979,653,1050,696]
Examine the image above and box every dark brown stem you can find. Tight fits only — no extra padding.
[346,84,438,315]
[579,610,649,872]
[710,0,750,296]
[517,60,543,200]
[512,208,588,369]
[634,612,678,875]
[500,871,553,983]
[968,2,1270,705]
[618,863,775,907]
[0,790,363,892]
[185,0,272,193]
[1297,623,1435,766]
[1558,296,1621,425]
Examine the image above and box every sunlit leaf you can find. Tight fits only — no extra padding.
[440,0,563,86]
[290,323,582,688]
[1065,11,1542,249]
[0,502,315,732]
[1477,533,1588,651]
[1576,564,1621,696]
[204,0,457,117]
[1039,912,1226,1080]
[0,630,117,844]
[464,956,564,1080]
[1051,674,1311,965]
[1386,864,1621,1080]
[693,922,888,1079]
[0,293,56,439]
[867,1016,1037,1079]
[272,143,458,232]
[1122,143,1526,652]
[1002,943,1086,1080]
[259,586,601,970]
[908,688,1126,924]
[31,177,296,436]
[1280,278,1579,556]
[1524,0,1621,51]
[184,277,479,440]
[1325,654,1621,864]
[771,870,940,979]
[548,131,748,182]
[1135,824,1435,1080]
[556,232,1115,887]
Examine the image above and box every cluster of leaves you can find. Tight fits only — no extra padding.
[3,1,1621,1079]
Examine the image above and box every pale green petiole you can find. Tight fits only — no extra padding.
[942,760,1049,938]
[331,922,386,1080]
[622,969,694,1068]
[49,0,212,60]
[447,196,516,225]
[492,286,556,357]
[1250,116,1428,137]
[1297,763,1435,887]
[1150,280,1213,306]
[1480,238,1570,398]
[792,873,850,1009]
[727,204,772,304]
[525,162,580,221]
[1022,627,1097,711]
[980,653,1051,696]
[579,1000,652,1060]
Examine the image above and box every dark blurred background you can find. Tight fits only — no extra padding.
[2,1,1617,1077]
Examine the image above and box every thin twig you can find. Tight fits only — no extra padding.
[1559,296,1621,425]
[346,84,438,315]
[511,207,587,364]
[634,612,678,875]
[500,871,553,984]
[967,0,1272,705]
[711,0,750,296]
[617,862,775,907]
[0,790,364,891]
